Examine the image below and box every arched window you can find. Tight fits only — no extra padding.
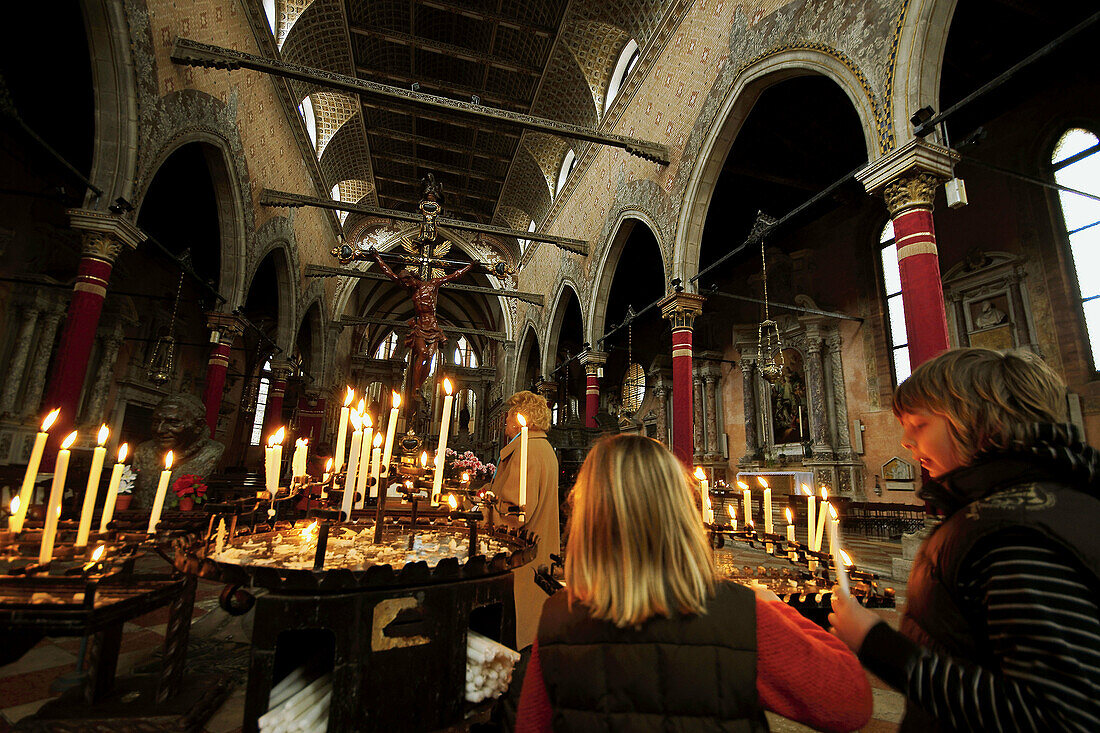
[879,221,910,383]
[263,0,277,36]
[1051,128,1100,368]
[518,220,536,252]
[453,336,479,368]
[375,331,398,359]
[604,39,640,113]
[298,96,317,150]
[556,149,577,196]
[330,183,348,224]
[551,402,560,425]
[250,359,272,445]
[457,388,477,434]
[621,362,645,412]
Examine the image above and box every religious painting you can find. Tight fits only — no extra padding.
[768,348,807,445]
[967,294,1014,350]
[882,456,916,492]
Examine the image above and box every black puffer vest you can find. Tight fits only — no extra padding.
[536,581,767,733]
[899,423,1100,732]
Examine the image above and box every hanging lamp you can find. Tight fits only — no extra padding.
[756,235,784,385]
[147,269,185,385]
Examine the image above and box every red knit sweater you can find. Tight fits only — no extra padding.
[515,597,873,732]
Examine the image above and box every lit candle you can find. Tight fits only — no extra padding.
[516,413,529,508]
[355,408,372,509]
[369,432,383,498]
[322,458,333,485]
[147,450,174,534]
[99,443,128,532]
[292,438,309,479]
[738,480,751,528]
[826,502,839,557]
[694,467,711,524]
[431,378,454,505]
[447,493,458,512]
[381,391,401,479]
[342,410,363,520]
[83,544,106,571]
[726,504,737,531]
[835,547,853,596]
[759,476,773,536]
[13,408,59,533]
[803,483,816,552]
[785,507,796,560]
[214,518,226,556]
[76,424,109,547]
[38,431,77,563]
[8,495,20,532]
[814,487,830,552]
[334,387,354,473]
[265,427,285,495]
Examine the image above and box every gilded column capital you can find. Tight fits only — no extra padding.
[579,349,608,368]
[269,359,295,382]
[206,312,246,343]
[67,208,143,263]
[658,292,707,330]
[883,171,942,216]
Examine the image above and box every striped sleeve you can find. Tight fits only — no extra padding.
[903,530,1100,732]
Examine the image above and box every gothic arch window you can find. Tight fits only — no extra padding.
[298,96,317,151]
[453,336,479,368]
[1051,128,1100,368]
[518,220,536,253]
[250,359,272,446]
[375,331,398,359]
[556,149,577,196]
[621,362,645,412]
[879,221,911,383]
[605,39,640,113]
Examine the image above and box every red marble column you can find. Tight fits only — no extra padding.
[44,211,141,442]
[263,360,294,437]
[885,171,950,368]
[202,313,244,436]
[659,293,706,466]
[580,350,606,429]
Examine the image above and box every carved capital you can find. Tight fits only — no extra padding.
[206,312,246,343]
[81,231,126,263]
[269,359,294,382]
[67,208,143,256]
[579,349,607,368]
[883,171,941,216]
[658,292,706,330]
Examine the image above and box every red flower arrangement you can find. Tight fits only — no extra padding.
[172,474,208,504]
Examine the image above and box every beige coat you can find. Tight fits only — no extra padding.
[489,429,559,649]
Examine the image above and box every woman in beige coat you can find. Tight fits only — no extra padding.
[489,390,559,650]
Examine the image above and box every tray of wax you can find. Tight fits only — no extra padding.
[174,519,538,592]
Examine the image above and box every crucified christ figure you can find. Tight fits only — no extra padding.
[367,247,473,395]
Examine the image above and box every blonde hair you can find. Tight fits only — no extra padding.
[506,390,551,431]
[893,348,1066,465]
[565,434,716,627]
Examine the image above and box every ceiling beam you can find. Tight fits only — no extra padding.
[366,127,512,165]
[172,38,670,164]
[306,264,546,306]
[262,188,588,254]
[340,316,508,341]
[415,0,556,38]
[349,25,541,78]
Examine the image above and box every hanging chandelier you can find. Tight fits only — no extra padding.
[756,234,784,385]
[147,269,184,385]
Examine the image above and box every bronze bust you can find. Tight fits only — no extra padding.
[132,393,224,508]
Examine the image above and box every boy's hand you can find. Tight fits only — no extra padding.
[828,588,880,653]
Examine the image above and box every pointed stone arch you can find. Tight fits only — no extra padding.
[892,0,958,147]
[588,211,667,346]
[246,216,301,353]
[543,279,585,376]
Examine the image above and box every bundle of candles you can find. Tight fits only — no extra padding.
[261,668,332,733]
[464,631,521,704]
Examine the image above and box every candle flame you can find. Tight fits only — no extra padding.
[516,413,527,428]
[840,549,854,567]
[270,427,286,446]
[693,467,706,481]
[343,387,355,407]
[801,483,811,496]
[56,504,61,518]
[9,495,20,515]
[324,458,333,472]
[757,476,769,488]
[165,451,174,469]
[97,424,109,445]
[748,519,755,529]
[357,398,366,414]
[91,545,105,562]
[821,487,829,502]
[443,377,452,395]
[392,391,401,408]
[373,431,383,448]
[363,412,372,429]
[727,505,736,520]
[785,508,793,524]
[448,494,458,510]
[349,410,362,431]
[461,471,470,483]
[118,443,129,463]
[829,503,838,521]
[42,408,60,432]
[61,431,78,450]
[737,480,749,490]
[420,451,428,467]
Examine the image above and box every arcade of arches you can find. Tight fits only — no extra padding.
[0,0,1098,728]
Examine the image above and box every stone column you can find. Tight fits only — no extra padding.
[740,354,759,461]
[202,312,245,437]
[858,139,957,368]
[805,331,831,457]
[44,210,142,439]
[263,360,294,436]
[704,374,720,456]
[82,325,126,426]
[579,350,607,429]
[653,384,669,445]
[23,308,65,419]
[692,372,705,461]
[0,301,40,416]
[658,292,706,466]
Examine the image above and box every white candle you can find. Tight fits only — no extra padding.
[726,504,737,531]
[322,458,333,486]
[814,487,830,552]
[99,443,128,532]
[355,409,372,510]
[738,480,751,527]
[76,424,109,547]
[147,451,174,534]
[516,413,528,508]
[785,507,796,560]
[265,427,285,495]
[8,495,20,532]
[13,408,59,533]
[214,518,226,556]
[694,467,711,524]
[380,392,401,479]
[803,483,816,552]
[369,432,383,498]
[342,410,363,520]
[292,438,308,479]
[38,430,76,563]
[431,378,454,505]
[759,476,773,536]
[826,502,838,556]
[334,387,354,473]
[835,547,853,597]
[828,504,850,595]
